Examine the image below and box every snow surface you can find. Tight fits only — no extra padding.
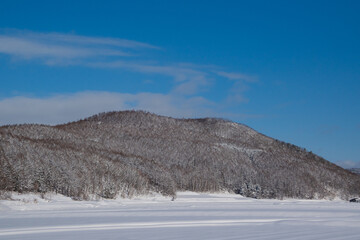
[1,192,360,240]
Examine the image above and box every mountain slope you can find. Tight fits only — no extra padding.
[1,111,359,200]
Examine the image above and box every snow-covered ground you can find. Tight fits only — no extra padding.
[1,192,360,240]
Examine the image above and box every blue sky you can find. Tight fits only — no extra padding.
[0,0,359,168]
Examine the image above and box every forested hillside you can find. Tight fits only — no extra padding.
[1,111,359,200]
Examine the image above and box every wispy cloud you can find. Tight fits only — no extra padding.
[89,61,256,96]
[216,71,256,82]
[0,30,255,95]
[0,30,258,116]
[89,61,212,95]
[0,30,157,61]
[0,36,124,59]
[26,31,159,49]
[89,61,204,81]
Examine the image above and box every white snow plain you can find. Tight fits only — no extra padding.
[1,191,360,240]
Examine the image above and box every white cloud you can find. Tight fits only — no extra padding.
[0,30,218,96]
[0,36,100,59]
[213,71,256,104]
[335,160,360,169]
[29,32,159,49]
[0,92,218,126]
[225,78,252,104]
[0,30,157,61]
[216,71,256,82]
[0,30,256,111]
[89,61,212,95]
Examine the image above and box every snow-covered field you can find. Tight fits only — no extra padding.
[1,192,360,240]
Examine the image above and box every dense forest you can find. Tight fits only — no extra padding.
[1,111,359,200]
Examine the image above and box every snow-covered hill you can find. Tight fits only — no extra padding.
[1,110,359,200]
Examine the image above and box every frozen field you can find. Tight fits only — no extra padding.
[1,192,360,240]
